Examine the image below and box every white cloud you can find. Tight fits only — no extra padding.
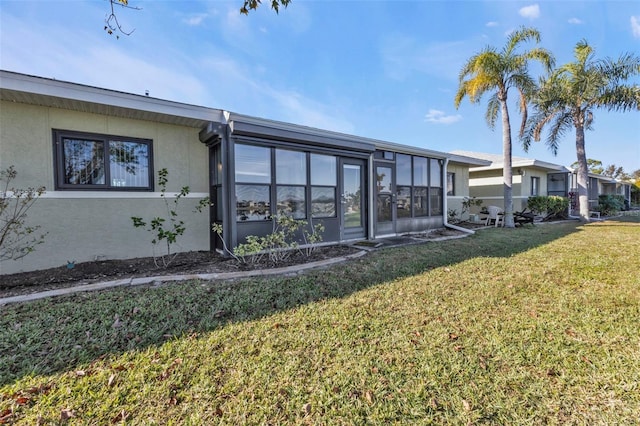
[568,18,583,25]
[486,21,499,27]
[425,109,462,125]
[183,14,209,26]
[519,4,540,20]
[632,16,640,38]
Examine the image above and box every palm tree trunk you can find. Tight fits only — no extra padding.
[575,122,591,222]
[500,99,515,228]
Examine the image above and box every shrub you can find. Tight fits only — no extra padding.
[527,196,569,220]
[598,194,624,216]
[213,215,325,265]
[132,168,208,268]
[0,166,47,261]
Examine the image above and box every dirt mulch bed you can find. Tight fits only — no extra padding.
[0,245,360,299]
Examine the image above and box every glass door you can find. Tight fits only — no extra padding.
[340,159,366,240]
[375,164,396,235]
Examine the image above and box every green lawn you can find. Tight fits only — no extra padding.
[1,217,639,424]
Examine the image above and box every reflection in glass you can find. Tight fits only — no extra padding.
[277,186,306,219]
[311,154,336,186]
[276,149,306,185]
[63,138,105,185]
[312,187,336,218]
[430,159,442,187]
[344,164,362,227]
[376,166,392,223]
[397,186,411,218]
[414,187,428,217]
[235,144,271,183]
[396,154,412,185]
[109,141,149,187]
[430,187,443,216]
[413,157,428,186]
[236,184,271,221]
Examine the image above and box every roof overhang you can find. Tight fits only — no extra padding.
[472,159,568,172]
[0,70,224,128]
[447,153,492,167]
[227,112,377,153]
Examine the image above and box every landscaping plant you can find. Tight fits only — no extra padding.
[131,168,207,268]
[597,194,624,216]
[526,195,569,220]
[213,215,325,265]
[0,166,46,261]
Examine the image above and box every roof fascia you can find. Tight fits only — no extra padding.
[0,70,225,124]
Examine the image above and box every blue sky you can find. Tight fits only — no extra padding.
[1,0,639,172]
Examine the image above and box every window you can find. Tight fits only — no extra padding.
[235,144,271,184]
[311,154,337,218]
[236,185,271,221]
[447,172,455,196]
[397,186,412,218]
[235,144,271,221]
[531,176,540,196]
[396,154,412,185]
[276,149,307,219]
[430,159,443,215]
[53,130,152,190]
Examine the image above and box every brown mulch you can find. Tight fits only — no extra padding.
[0,245,360,299]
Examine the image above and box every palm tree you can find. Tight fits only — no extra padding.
[522,40,640,221]
[455,27,554,228]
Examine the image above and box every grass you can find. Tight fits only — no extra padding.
[1,217,639,424]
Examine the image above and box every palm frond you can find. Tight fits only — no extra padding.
[485,94,500,129]
[546,113,573,156]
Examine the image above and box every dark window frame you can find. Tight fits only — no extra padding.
[53,129,153,191]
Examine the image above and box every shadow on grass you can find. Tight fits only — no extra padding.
[0,220,593,386]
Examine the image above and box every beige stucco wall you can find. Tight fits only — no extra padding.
[1,101,210,274]
[446,163,472,220]
[468,167,556,212]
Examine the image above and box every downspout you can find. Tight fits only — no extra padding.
[443,157,475,235]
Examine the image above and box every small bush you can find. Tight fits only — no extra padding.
[213,215,325,265]
[598,194,624,216]
[527,196,569,220]
[0,166,47,261]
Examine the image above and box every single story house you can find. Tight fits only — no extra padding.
[450,151,571,213]
[569,170,633,212]
[1,70,481,274]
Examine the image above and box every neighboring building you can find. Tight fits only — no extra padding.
[445,153,492,221]
[451,151,571,213]
[1,70,476,274]
[569,171,632,212]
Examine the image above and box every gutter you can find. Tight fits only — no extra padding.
[442,157,475,235]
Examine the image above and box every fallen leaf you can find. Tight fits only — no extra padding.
[462,399,471,411]
[60,409,75,422]
[111,410,128,423]
[75,370,86,377]
[302,403,311,416]
[108,374,116,387]
[448,333,459,340]
[364,390,375,404]
[112,314,121,329]
[15,396,30,405]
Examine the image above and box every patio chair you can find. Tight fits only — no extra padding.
[486,206,503,227]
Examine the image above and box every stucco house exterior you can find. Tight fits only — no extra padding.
[1,70,481,274]
[451,151,571,213]
[569,170,633,213]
